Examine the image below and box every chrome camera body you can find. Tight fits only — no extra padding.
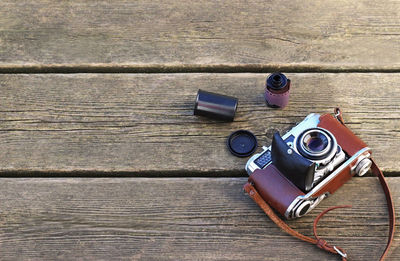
[245,113,372,219]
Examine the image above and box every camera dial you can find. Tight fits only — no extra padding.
[294,201,312,217]
[355,158,372,176]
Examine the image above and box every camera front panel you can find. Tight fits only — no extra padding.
[245,113,320,174]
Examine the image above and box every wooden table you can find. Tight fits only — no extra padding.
[0,1,399,260]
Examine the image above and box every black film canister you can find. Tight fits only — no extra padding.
[194,89,238,121]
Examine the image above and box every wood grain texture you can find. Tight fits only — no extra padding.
[0,0,399,69]
[0,177,398,260]
[0,73,399,175]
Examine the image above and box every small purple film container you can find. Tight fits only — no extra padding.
[265,73,291,108]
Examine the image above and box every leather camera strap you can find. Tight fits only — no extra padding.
[244,159,395,260]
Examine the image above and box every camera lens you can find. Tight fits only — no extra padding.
[302,131,329,153]
[296,128,337,161]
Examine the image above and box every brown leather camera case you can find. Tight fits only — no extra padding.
[248,113,370,216]
[245,111,395,260]
[248,165,304,215]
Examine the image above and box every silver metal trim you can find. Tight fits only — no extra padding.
[302,147,370,198]
[284,147,370,218]
[284,198,302,219]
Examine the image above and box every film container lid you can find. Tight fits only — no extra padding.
[194,89,238,122]
[266,72,289,91]
[227,130,258,157]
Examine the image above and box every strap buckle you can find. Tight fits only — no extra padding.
[334,108,341,118]
[334,107,345,125]
[333,246,347,259]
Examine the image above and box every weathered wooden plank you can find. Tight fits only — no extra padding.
[0,177,398,260]
[0,73,399,175]
[0,0,399,70]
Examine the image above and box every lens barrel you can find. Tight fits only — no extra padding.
[296,128,337,162]
[302,131,330,154]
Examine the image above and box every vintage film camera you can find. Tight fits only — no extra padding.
[245,111,372,219]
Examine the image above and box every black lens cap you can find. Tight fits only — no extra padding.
[227,130,258,157]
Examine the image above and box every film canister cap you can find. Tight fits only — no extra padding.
[227,130,258,157]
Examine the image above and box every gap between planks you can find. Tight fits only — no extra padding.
[1,64,400,74]
[0,170,399,178]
